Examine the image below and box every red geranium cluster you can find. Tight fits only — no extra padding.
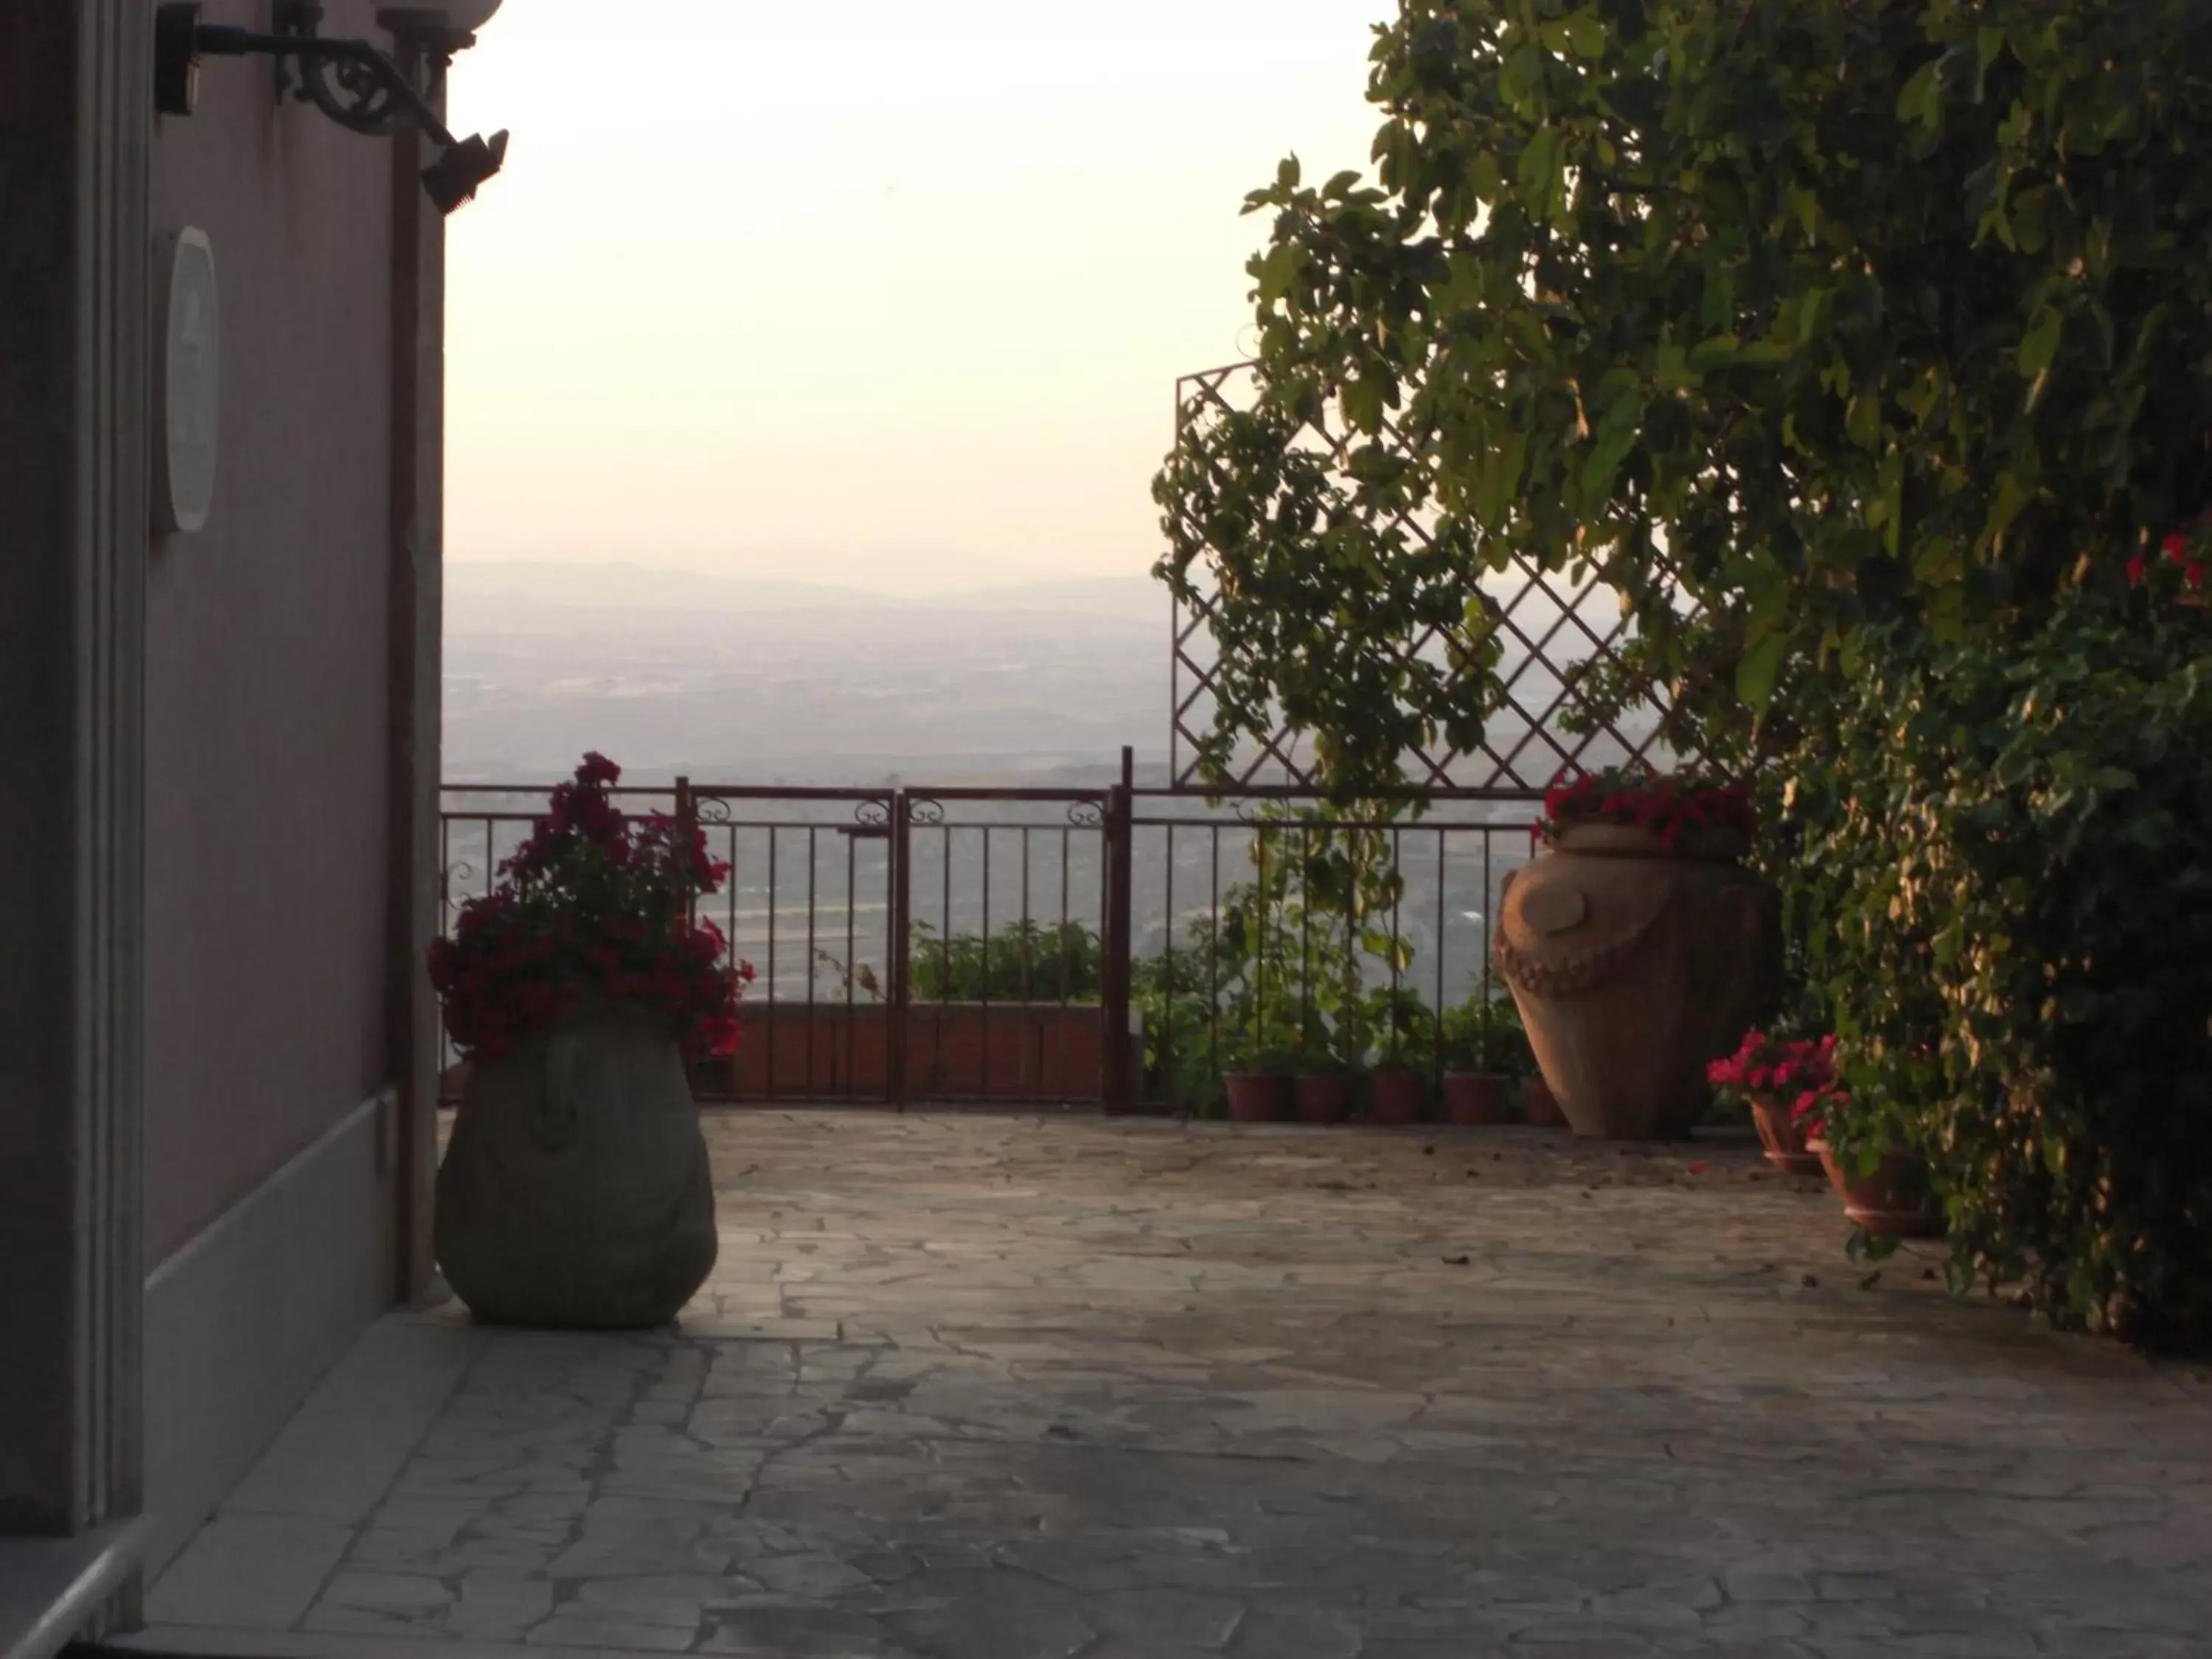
[1542,768,1756,849]
[2127,514,2211,593]
[428,754,754,1061]
[1707,1029,1846,1140]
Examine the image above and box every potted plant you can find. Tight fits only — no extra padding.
[1708,1029,1831,1177]
[428,754,754,1329]
[1291,1033,1357,1124]
[1219,1018,1297,1124]
[1492,768,1781,1138]
[1265,995,1345,1124]
[1520,1074,1568,1128]
[1439,990,1526,1127]
[1366,986,1434,1125]
[1798,1088,1944,1241]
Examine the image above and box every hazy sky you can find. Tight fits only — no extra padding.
[442,0,1393,594]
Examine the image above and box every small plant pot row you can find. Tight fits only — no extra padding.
[1220,1070,1566,1129]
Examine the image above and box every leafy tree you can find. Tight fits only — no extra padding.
[1154,0,2212,1349]
[1156,0,2212,794]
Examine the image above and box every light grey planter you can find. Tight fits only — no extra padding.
[435,1002,717,1329]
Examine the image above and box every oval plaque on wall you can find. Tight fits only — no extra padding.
[155,226,219,535]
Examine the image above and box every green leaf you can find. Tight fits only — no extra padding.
[1565,10,1609,59]
[1581,394,1646,499]
[1846,391,1882,449]
[1474,431,1529,530]
[1736,628,1788,711]
[1688,334,1741,370]
[1975,26,2006,102]
[2018,309,2064,380]
[1256,243,1304,304]
[1897,60,1943,129]
[1517,126,1563,215]
[1983,471,2032,549]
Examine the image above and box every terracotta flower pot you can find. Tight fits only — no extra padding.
[1521,1075,1568,1127]
[1749,1095,1826,1178]
[1495,821,1781,1139]
[1809,1140,1944,1239]
[1441,1072,1506,1127]
[436,1002,718,1329]
[1368,1068,1427,1125]
[1222,1071,1288,1124]
[1294,1072,1353,1124]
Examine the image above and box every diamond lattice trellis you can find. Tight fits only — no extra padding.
[1167,361,1714,796]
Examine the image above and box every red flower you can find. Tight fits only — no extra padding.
[1542,767,1755,845]
[431,754,754,1062]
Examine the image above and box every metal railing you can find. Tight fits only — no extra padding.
[438,759,1539,1113]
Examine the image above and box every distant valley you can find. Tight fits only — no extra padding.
[442,559,1651,791]
[443,563,1176,787]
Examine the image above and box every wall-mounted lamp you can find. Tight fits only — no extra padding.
[153,1,509,215]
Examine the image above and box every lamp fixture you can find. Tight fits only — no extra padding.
[153,1,509,215]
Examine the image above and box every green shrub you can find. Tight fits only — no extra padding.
[1798,585,2212,1349]
[1135,943,1231,1113]
[909,919,1102,1004]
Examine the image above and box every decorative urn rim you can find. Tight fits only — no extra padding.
[1545,821,1750,862]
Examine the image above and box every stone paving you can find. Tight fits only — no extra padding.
[132,1111,2212,1659]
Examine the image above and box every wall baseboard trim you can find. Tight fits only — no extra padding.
[141,1095,394,1580]
[0,1520,146,1659]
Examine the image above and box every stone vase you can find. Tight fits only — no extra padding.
[1493,824,1781,1140]
[435,1001,718,1329]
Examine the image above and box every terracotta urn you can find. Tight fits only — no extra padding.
[1493,823,1781,1139]
[1369,1068,1427,1125]
[436,1001,719,1329]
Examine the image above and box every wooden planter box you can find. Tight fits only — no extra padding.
[730,1002,1111,1104]
[451,1004,1132,1107]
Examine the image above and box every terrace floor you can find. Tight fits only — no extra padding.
[131,1111,2212,1659]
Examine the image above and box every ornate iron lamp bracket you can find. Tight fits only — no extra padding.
[154,1,509,212]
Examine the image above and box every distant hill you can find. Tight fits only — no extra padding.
[445,561,1169,619]
[911,574,1168,622]
[440,559,1645,788]
[442,560,1175,785]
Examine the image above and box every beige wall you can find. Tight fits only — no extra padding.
[143,0,400,1267]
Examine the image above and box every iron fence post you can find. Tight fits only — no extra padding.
[890,790,912,1112]
[1102,747,1135,1115]
[675,774,695,926]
